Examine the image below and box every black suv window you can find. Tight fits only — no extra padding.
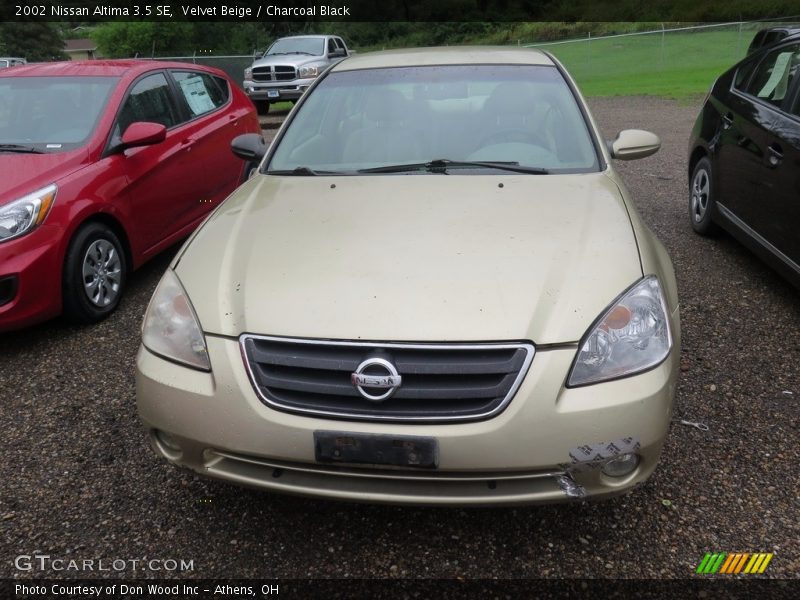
[745,43,800,107]
[117,72,178,133]
[172,71,228,118]
[734,57,758,90]
[327,38,336,54]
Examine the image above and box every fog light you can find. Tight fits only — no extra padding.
[155,429,182,453]
[601,453,639,477]
[0,275,18,307]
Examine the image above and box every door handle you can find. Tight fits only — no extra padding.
[721,113,734,130]
[767,143,783,167]
[180,137,195,151]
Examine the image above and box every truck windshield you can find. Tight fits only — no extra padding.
[268,64,600,175]
[266,38,324,57]
[0,76,118,151]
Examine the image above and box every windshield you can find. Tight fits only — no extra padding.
[268,65,600,175]
[266,38,324,57]
[0,76,118,151]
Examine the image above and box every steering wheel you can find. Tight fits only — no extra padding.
[478,128,545,148]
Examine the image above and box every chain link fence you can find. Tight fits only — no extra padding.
[524,19,800,96]
[149,19,800,97]
[151,54,259,88]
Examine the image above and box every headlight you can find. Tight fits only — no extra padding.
[244,67,252,80]
[0,184,57,243]
[141,268,210,371]
[567,276,672,387]
[298,65,320,78]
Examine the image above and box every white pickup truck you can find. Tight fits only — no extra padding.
[243,35,351,114]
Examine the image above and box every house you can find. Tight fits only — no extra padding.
[64,39,99,61]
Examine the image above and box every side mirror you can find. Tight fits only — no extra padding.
[608,129,660,160]
[231,133,267,161]
[120,122,166,149]
[328,48,346,58]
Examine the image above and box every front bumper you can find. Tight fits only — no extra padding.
[243,78,315,102]
[0,224,63,332]
[136,323,680,506]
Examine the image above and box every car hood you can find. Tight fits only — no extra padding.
[176,173,643,344]
[252,54,324,68]
[0,149,89,204]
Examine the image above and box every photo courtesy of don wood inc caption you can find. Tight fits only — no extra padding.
[14,583,281,597]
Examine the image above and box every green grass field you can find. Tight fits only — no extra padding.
[362,24,761,99]
[529,29,752,98]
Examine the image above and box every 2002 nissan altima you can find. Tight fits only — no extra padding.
[136,47,680,505]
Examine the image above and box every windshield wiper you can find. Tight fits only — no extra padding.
[358,159,549,175]
[0,144,44,154]
[286,51,314,56]
[266,166,347,176]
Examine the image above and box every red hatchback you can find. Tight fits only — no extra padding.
[0,60,260,331]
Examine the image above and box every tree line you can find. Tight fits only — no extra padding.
[1,0,797,61]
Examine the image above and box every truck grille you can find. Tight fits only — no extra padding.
[240,336,535,423]
[252,65,296,82]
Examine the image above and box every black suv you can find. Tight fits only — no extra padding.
[688,32,800,288]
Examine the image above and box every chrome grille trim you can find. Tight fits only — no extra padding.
[252,65,297,82]
[239,334,535,423]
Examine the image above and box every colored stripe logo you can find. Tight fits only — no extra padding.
[696,552,773,574]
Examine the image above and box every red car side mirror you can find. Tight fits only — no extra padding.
[120,122,167,149]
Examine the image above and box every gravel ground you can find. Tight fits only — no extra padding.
[1,97,798,582]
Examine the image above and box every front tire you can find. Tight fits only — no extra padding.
[254,100,270,115]
[689,157,720,235]
[62,223,127,324]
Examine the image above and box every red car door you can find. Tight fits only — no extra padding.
[107,71,207,254]
[167,69,250,226]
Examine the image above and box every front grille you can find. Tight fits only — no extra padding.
[252,65,296,82]
[240,336,535,423]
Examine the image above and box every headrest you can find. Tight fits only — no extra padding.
[364,89,410,123]
[482,82,537,115]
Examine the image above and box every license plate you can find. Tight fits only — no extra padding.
[267,90,280,98]
[314,431,438,469]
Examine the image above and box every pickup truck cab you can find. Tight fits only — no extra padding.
[243,35,350,114]
[0,57,27,69]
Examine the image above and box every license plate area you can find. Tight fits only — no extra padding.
[314,431,438,469]
[267,90,280,98]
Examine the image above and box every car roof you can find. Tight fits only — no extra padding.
[276,35,334,40]
[0,59,224,78]
[332,46,554,71]
[759,26,800,34]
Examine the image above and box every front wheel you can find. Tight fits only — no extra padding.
[254,100,270,115]
[689,157,720,235]
[62,223,127,324]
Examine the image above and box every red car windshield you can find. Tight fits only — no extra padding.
[0,76,118,152]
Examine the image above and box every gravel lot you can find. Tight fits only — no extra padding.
[1,97,798,582]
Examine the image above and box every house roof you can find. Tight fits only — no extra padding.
[64,39,97,52]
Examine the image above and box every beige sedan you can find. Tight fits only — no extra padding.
[136,47,680,505]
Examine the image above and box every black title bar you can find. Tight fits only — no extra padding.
[3,0,800,22]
